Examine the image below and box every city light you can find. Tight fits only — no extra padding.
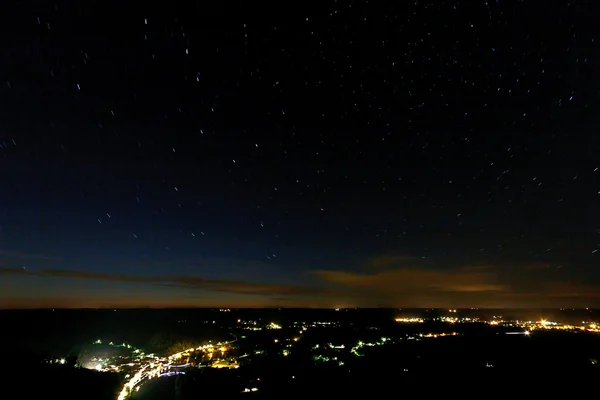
[395,317,424,323]
[72,315,600,400]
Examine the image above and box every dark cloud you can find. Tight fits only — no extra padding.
[313,264,505,307]
[3,253,600,308]
[0,266,323,298]
[312,255,600,308]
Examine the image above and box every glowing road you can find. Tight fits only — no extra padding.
[117,340,236,400]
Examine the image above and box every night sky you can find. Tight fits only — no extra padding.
[1,1,599,309]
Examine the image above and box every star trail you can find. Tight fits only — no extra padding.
[0,1,599,308]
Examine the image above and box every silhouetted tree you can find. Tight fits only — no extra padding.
[167,341,197,355]
[148,332,171,352]
[66,355,78,368]
[148,332,199,355]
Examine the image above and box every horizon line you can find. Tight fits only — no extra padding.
[0,306,595,311]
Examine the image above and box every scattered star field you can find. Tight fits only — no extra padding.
[1,1,599,308]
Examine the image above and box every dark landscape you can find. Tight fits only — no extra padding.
[2,0,600,398]
[2,308,599,399]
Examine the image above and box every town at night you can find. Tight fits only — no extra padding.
[2,0,600,398]
[4,308,600,398]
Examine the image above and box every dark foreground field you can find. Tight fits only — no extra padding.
[3,333,600,400]
[2,361,121,400]
[2,309,599,399]
[135,332,600,400]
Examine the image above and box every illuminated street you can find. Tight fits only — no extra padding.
[115,340,236,400]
